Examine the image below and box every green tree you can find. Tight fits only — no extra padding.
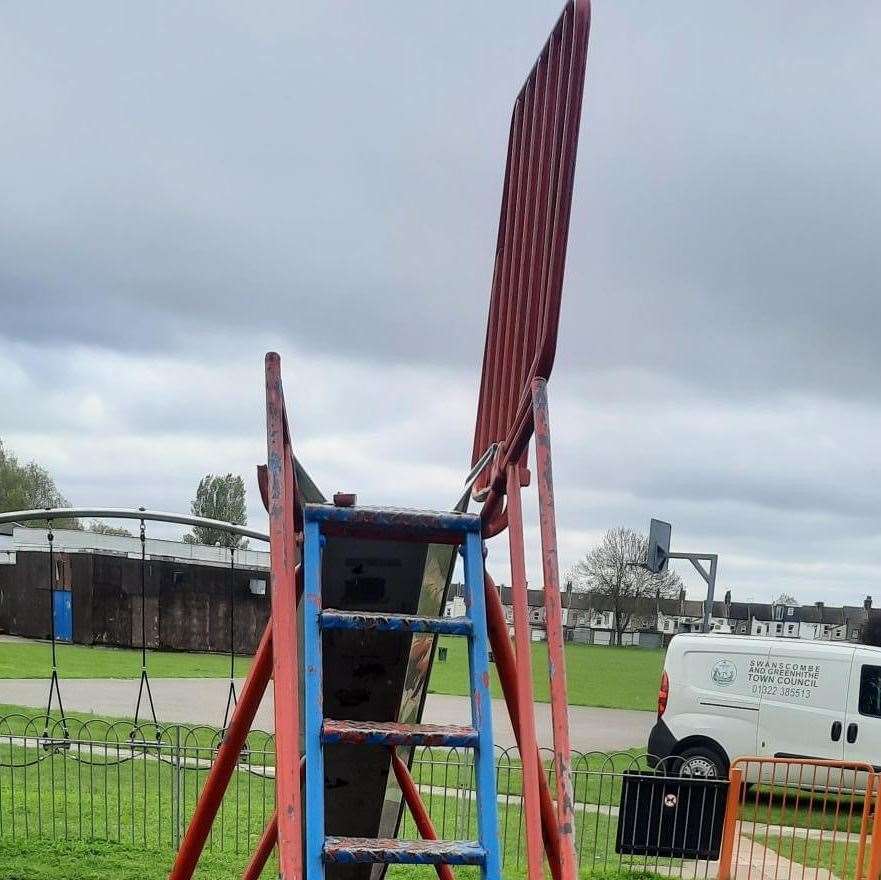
[182,473,248,549]
[0,439,81,529]
[88,521,133,537]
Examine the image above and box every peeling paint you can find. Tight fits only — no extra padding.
[324,837,486,865]
[322,720,478,748]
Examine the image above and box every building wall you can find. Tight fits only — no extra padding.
[0,550,270,654]
[0,562,16,633]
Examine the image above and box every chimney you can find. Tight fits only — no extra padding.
[679,588,686,617]
[865,596,873,619]
[815,601,824,623]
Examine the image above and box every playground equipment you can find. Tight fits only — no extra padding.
[1,2,591,878]
[181,3,590,879]
[0,507,269,741]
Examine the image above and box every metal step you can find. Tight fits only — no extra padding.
[322,720,478,748]
[304,502,480,544]
[324,837,486,865]
[320,609,472,636]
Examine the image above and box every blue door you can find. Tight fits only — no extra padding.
[53,590,72,642]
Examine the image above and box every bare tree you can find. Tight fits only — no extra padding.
[571,527,682,645]
[773,592,798,607]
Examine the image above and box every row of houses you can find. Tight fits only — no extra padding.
[4,524,874,652]
[445,584,879,647]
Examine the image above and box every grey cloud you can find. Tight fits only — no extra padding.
[2,0,880,402]
[3,1,881,606]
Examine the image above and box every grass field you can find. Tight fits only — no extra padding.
[0,638,665,711]
[428,638,663,711]
[0,839,269,880]
[747,833,861,880]
[0,641,252,680]
[0,839,666,880]
[0,728,665,880]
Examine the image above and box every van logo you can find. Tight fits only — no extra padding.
[711,659,737,687]
[664,793,678,808]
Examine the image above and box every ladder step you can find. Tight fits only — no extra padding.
[324,837,486,865]
[305,502,481,544]
[322,720,479,748]
[321,609,472,636]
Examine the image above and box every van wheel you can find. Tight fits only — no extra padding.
[678,746,726,779]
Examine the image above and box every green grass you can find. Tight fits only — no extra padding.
[0,642,253,680]
[0,840,666,880]
[747,833,863,880]
[410,747,650,804]
[0,704,276,767]
[429,639,664,711]
[0,736,670,880]
[0,739,275,851]
[739,784,870,834]
[0,838,275,880]
[1,637,665,712]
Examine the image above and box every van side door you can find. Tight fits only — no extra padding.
[844,648,881,769]
[756,642,850,761]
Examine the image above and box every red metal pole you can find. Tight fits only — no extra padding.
[484,570,562,880]
[531,377,576,880]
[505,464,545,880]
[169,621,274,880]
[242,811,278,880]
[390,750,455,880]
[265,352,304,880]
[242,757,306,880]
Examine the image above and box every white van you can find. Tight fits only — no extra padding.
[648,634,881,778]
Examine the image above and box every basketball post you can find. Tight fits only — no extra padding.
[647,518,718,634]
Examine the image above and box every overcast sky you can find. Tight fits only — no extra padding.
[2,1,880,605]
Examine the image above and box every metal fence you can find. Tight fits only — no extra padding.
[0,714,735,877]
[719,757,881,880]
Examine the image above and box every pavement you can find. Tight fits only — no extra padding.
[0,676,655,752]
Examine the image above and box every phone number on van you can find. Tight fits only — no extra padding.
[750,683,814,700]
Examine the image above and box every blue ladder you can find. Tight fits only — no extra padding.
[303,503,501,880]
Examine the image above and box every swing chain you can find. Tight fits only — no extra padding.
[42,519,69,742]
[221,535,239,737]
[131,510,160,742]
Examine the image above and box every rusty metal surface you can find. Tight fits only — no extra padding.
[305,503,479,545]
[322,720,478,748]
[504,464,545,880]
[320,609,472,636]
[324,837,486,865]
[532,378,578,880]
[264,351,304,880]
[471,0,590,495]
[483,568,564,880]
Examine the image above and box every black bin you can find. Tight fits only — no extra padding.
[615,770,728,860]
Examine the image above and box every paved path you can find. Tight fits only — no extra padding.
[0,677,653,752]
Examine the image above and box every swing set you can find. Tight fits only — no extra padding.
[0,506,270,747]
[1,2,591,878]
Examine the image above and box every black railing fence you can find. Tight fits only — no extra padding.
[0,714,729,878]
